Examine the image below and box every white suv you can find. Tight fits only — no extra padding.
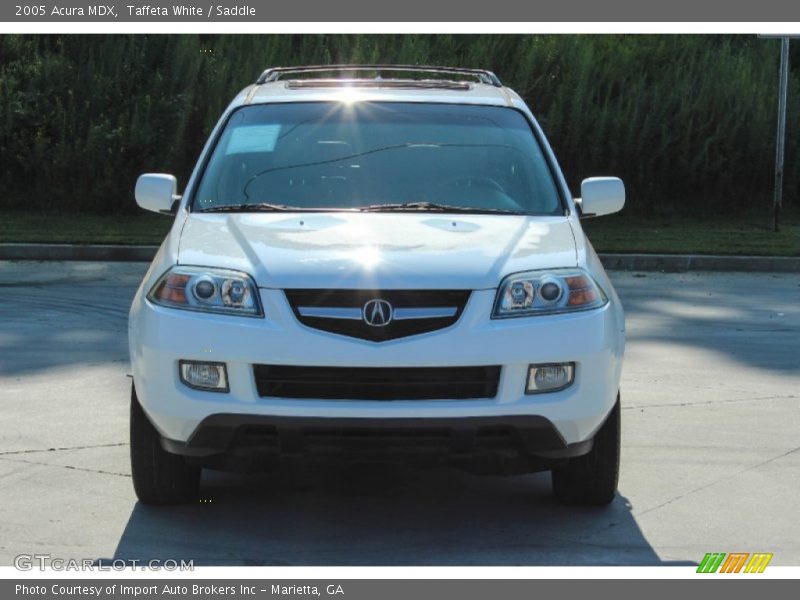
[129,65,626,506]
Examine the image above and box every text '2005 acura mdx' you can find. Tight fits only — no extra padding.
[129,65,626,506]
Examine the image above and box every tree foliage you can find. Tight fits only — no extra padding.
[0,34,795,214]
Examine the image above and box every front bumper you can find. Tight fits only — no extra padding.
[129,288,624,447]
[159,413,593,474]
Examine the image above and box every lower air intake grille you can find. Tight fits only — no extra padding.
[253,365,501,400]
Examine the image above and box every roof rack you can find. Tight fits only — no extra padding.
[285,78,472,91]
[255,64,503,87]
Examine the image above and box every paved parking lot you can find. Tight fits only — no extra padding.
[0,261,798,566]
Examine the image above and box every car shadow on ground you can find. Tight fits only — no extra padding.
[108,461,693,566]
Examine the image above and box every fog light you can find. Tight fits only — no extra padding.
[526,363,574,394]
[179,360,229,392]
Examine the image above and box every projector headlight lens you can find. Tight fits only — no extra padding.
[493,268,606,318]
[148,266,262,317]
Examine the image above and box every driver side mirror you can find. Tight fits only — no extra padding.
[135,173,181,214]
[575,177,625,218]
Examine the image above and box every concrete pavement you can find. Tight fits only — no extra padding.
[0,262,798,565]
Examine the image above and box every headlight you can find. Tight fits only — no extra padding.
[147,266,262,317]
[493,268,607,318]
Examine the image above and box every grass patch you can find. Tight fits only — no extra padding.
[582,208,800,256]
[1,208,798,256]
[0,212,172,245]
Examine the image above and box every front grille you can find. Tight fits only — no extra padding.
[253,365,501,400]
[284,289,470,342]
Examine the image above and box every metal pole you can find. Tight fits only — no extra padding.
[773,37,790,232]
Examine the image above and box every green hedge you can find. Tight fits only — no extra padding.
[0,34,795,215]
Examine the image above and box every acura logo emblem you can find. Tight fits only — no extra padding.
[363,299,393,327]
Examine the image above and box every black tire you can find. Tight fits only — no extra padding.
[130,384,200,505]
[551,394,620,506]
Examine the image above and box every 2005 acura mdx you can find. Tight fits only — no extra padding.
[129,65,626,506]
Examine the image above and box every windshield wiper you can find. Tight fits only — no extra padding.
[199,201,524,215]
[199,202,306,213]
[357,201,524,215]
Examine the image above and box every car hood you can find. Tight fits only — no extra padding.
[177,212,578,289]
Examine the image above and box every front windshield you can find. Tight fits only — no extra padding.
[193,101,563,215]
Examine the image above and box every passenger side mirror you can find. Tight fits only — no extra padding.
[135,174,181,214]
[576,177,625,218]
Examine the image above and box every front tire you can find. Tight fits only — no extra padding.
[551,394,620,506]
[130,384,200,505]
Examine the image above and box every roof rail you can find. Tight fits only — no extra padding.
[285,79,473,91]
[255,64,503,87]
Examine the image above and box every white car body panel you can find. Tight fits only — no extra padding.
[177,213,578,290]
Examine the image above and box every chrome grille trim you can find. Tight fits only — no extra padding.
[296,306,459,321]
[297,306,362,320]
[394,307,458,320]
